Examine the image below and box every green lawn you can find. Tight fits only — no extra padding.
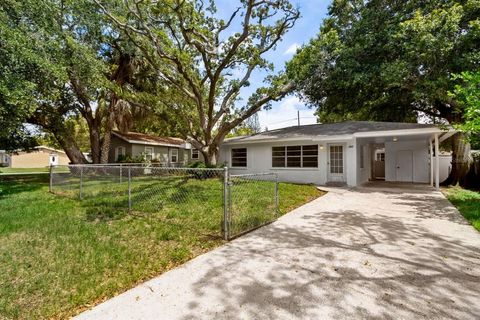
[0,174,322,319]
[0,167,51,174]
[443,187,480,231]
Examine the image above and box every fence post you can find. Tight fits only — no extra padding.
[120,164,123,183]
[128,167,132,212]
[223,166,229,240]
[49,165,53,193]
[274,174,279,215]
[79,166,83,200]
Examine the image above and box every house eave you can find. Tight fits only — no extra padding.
[223,127,455,146]
[112,132,186,148]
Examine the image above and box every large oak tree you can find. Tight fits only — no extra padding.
[95,0,300,165]
[287,0,480,187]
[0,0,153,163]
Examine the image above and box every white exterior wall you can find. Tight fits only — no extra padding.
[219,138,357,186]
[384,140,429,183]
[356,141,372,185]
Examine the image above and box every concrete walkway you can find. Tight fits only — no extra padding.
[76,185,480,320]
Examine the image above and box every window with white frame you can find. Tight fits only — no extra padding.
[115,146,126,161]
[231,148,247,167]
[144,147,154,161]
[272,145,318,168]
[191,149,199,160]
[170,148,178,163]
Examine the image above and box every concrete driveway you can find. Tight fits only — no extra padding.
[76,184,480,320]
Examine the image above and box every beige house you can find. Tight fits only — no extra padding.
[0,146,70,168]
[109,131,203,165]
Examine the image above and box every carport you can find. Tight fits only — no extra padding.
[355,127,456,190]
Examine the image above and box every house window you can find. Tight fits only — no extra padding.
[191,149,199,160]
[376,152,385,161]
[231,148,247,167]
[170,148,178,163]
[145,147,154,161]
[272,145,318,168]
[116,146,126,161]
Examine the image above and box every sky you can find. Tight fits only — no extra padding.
[215,1,332,130]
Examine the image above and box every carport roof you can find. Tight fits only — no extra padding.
[224,121,446,144]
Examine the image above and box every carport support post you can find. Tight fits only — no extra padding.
[429,139,434,187]
[435,133,440,190]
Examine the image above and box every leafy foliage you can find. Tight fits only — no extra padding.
[95,0,300,164]
[287,0,480,124]
[451,72,480,137]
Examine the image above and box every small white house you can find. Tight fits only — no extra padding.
[219,121,456,189]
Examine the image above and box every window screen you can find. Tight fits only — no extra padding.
[272,145,318,168]
[231,148,247,167]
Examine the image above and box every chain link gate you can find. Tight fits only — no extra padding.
[223,172,279,240]
[50,165,278,240]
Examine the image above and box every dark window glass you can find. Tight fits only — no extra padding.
[272,145,318,168]
[287,157,301,167]
[287,146,301,156]
[231,148,247,167]
[272,157,285,167]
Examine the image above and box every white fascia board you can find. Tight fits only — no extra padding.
[223,127,455,145]
[223,135,355,145]
[353,127,448,138]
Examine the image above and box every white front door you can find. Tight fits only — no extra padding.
[396,150,413,182]
[328,144,345,182]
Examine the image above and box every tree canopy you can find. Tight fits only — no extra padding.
[287,0,480,187]
[95,0,300,164]
[287,0,480,124]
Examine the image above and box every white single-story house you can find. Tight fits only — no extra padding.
[219,121,456,189]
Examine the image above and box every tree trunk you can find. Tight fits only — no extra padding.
[202,145,219,167]
[52,128,87,164]
[28,111,87,164]
[100,98,118,164]
[89,126,102,164]
[442,132,472,187]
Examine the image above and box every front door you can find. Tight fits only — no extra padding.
[396,150,413,182]
[328,145,345,182]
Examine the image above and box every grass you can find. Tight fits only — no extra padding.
[0,174,322,319]
[443,186,480,231]
[0,167,51,174]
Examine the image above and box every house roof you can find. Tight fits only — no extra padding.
[112,131,186,147]
[224,121,444,144]
[34,145,67,154]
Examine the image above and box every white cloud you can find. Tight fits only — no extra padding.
[284,43,300,55]
[257,96,317,131]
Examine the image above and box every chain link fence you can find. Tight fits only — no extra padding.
[50,164,278,240]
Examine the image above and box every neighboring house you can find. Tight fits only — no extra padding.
[0,146,69,168]
[109,131,203,165]
[219,121,456,189]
